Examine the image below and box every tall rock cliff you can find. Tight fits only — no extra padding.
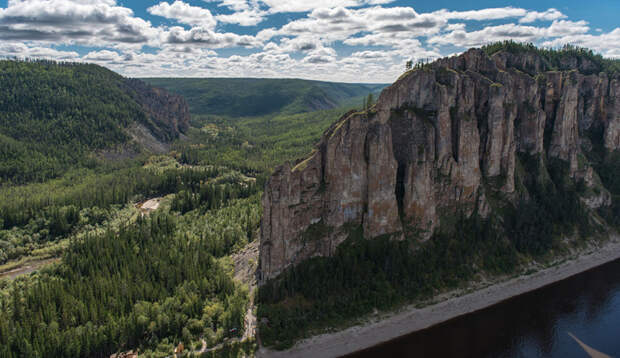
[259,48,620,281]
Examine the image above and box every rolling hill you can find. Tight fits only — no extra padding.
[142,77,386,117]
[0,60,190,184]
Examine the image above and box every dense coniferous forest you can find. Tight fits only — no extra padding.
[1,212,251,357]
[0,163,258,265]
[0,159,262,356]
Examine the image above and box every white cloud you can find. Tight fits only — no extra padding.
[83,49,125,62]
[519,8,566,23]
[0,42,79,59]
[216,10,266,26]
[203,0,267,26]
[203,0,253,12]
[437,7,527,21]
[0,0,266,50]
[164,26,262,48]
[0,0,160,46]
[545,20,589,36]
[542,28,620,58]
[261,0,395,14]
[148,1,217,30]
[428,20,590,48]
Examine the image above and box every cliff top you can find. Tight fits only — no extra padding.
[481,41,620,74]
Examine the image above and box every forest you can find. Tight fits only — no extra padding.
[0,59,370,357]
[0,158,262,356]
[1,211,252,357]
[481,41,620,74]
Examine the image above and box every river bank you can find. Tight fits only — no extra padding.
[257,234,620,358]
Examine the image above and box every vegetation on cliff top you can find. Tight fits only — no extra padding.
[481,41,620,74]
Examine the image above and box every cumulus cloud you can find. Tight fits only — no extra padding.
[0,0,266,50]
[428,20,590,48]
[202,0,267,26]
[437,7,527,21]
[216,10,266,26]
[164,26,261,47]
[351,50,390,59]
[519,8,566,23]
[260,0,395,14]
[148,1,217,29]
[0,0,159,46]
[542,28,620,58]
[0,42,79,59]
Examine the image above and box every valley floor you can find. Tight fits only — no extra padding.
[257,234,620,358]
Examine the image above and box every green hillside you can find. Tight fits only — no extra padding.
[0,60,187,184]
[142,77,386,117]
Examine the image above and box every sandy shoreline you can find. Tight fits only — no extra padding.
[257,234,620,358]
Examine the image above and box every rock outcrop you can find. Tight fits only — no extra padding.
[259,48,620,281]
[125,78,190,142]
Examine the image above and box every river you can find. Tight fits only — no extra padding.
[346,258,620,358]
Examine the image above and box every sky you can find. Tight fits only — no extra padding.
[0,0,618,83]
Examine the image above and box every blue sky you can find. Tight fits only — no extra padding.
[0,0,618,83]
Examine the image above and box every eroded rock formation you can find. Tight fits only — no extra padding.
[259,48,620,281]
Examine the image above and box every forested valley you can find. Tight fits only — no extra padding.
[0,59,373,357]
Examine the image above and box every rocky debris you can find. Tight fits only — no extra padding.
[137,197,163,217]
[232,240,259,286]
[259,48,620,282]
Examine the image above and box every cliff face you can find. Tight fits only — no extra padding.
[259,48,620,281]
[125,78,190,142]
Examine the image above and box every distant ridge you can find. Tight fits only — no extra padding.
[142,77,387,118]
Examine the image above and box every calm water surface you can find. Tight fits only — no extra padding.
[346,258,620,358]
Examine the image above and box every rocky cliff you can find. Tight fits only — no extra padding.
[259,47,620,281]
[125,78,190,142]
